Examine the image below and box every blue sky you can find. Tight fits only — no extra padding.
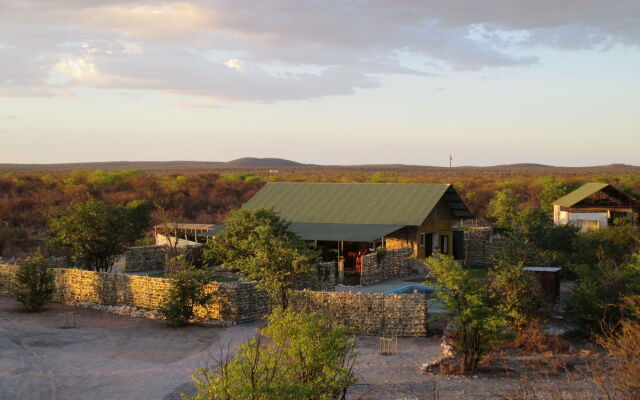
[1,1,639,166]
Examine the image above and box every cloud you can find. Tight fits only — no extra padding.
[0,114,16,120]
[0,0,638,101]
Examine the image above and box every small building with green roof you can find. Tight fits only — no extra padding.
[553,183,640,231]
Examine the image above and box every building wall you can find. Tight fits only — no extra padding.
[417,199,453,258]
[556,210,608,232]
[290,290,429,336]
[0,264,267,323]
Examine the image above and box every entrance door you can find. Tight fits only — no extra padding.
[425,233,433,257]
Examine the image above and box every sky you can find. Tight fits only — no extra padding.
[1,0,639,166]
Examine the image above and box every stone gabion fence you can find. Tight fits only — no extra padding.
[462,226,503,268]
[0,264,267,323]
[360,247,415,286]
[124,245,166,272]
[290,290,429,337]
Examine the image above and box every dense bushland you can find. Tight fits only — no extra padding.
[1,167,639,256]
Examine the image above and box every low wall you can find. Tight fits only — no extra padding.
[0,264,267,323]
[125,245,165,272]
[463,227,503,268]
[360,247,415,286]
[290,290,428,337]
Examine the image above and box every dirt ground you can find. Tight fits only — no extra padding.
[0,297,597,400]
[0,297,258,400]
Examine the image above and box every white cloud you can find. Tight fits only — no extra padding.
[0,114,16,119]
[0,0,638,101]
[224,58,245,71]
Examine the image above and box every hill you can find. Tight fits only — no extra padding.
[220,157,309,167]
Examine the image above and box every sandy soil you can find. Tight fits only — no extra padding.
[0,297,258,400]
[0,297,598,400]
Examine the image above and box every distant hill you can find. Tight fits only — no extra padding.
[221,157,309,167]
[0,161,223,172]
[0,159,638,173]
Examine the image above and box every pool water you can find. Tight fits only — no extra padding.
[384,284,435,295]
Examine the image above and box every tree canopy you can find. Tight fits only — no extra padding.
[204,208,316,308]
[48,199,151,271]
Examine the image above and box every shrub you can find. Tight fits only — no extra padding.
[426,253,505,372]
[592,297,640,399]
[11,251,55,312]
[158,270,214,327]
[186,308,357,400]
[489,261,546,334]
[565,255,640,336]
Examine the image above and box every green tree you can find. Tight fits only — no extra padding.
[124,199,153,244]
[487,189,519,230]
[426,254,505,372]
[489,261,545,333]
[565,254,640,336]
[158,269,214,327]
[11,251,55,312]
[187,308,356,400]
[204,208,316,308]
[539,179,573,212]
[48,199,149,272]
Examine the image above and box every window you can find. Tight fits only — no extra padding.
[419,233,426,247]
[440,235,449,254]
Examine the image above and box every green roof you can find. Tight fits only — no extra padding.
[288,223,403,242]
[243,182,469,225]
[553,183,610,208]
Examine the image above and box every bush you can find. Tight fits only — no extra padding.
[565,255,640,336]
[11,252,55,312]
[592,297,640,399]
[489,261,545,334]
[186,308,357,400]
[426,254,505,372]
[158,270,215,327]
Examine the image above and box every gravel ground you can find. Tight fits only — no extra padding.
[0,297,258,400]
[0,296,597,400]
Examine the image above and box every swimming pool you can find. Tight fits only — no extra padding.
[384,284,435,295]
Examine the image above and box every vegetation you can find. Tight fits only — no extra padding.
[186,308,356,400]
[158,269,215,327]
[204,208,316,308]
[48,199,151,271]
[1,167,639,255]
[592,297,640,399]
[11,251,54,312]
[488,261,545,334]
[487,189,519,230]
[426,254,506,372]
[565,253,640,336]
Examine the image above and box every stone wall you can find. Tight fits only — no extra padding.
[462,226,503,268]
[125,245,166,272]
[360,247,415,286]
[290,290,428,336]
[385,226,418,255]
[0,264,267,323]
